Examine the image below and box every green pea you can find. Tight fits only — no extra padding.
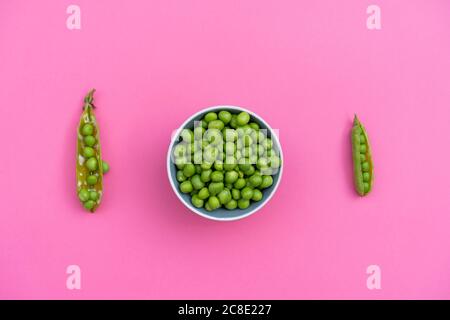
[89,191,99,201]
[201,119,208,129]
[191,195,204,208]
[204,112,218,123]
[259,175,273,189]
[83,147,95,158]
[239,163,251,172]
[224,199,237,210]
[86,157,98,171]
[194,125,205,138]
[229,115,238,128]
[78,189,90,202]
[252,189,263,201]
[204,129,222,145]
[218,189,232,204]
[180,181,193,193]
[241,187,253,200]
[236,112,250,126]
[200,169,212,183]
[203,146,218,163]
[256,158,269,170]
[224,129,237,142]
[205,202,212,211]
[198,187,210,200]
[362,161,370,172]
[201,140,209,149]
[363,182,370,193]
[81,123,94,136]
[208,182,224,196]
[175,157,187,170]
[237,198,250,209]
[360,144,367,154]
[266,149,275,157]
[363,172,370,182]
[256,131,267,143]
[262,139,273,150]
[183,163,196,177]
[211,171,224,182]
[360,135,366,143]
[84,135,96,147]
[102,161,110,174]
[84,200,96,211]
[225,142,236,155]
[249,154,258,165]
[249,174,262,187]
[242,147,252,158]
[193,152,203,165]
[191,174,205,190]
[201,162,213,170]
[174,144,186,158]
[249,122,259,131]
[231,188,241,200]
[214,162,224,171]
[234,178,246,189]
[180,129,194,143]
[351,115,373,196]
[218,111,232,124]
[208,196,221,210]
[208,120,225,130]
[87,175,98,185]
[223,161,237,171]
[225,171,239,184]
[269,156,281,169]
[243,165,255,176]
[243,136,252,148]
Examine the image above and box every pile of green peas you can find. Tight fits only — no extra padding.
[172,110,281,212]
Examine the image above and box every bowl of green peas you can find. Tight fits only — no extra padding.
[167,106,283,221]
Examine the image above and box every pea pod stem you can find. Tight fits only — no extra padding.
[83,88,96,109]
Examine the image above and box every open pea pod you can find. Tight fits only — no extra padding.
[76,89,107,212]
[351,115,373,196]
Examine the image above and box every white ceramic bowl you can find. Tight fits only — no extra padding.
[167,105,283,221]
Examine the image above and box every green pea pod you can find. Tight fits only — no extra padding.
[76,89,105,212]
[351,115,373,196]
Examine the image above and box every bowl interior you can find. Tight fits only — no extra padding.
[168,106,283,221]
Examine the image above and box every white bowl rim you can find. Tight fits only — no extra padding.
[166,105,284,221]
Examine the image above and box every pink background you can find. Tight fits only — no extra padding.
[1,0,450,299]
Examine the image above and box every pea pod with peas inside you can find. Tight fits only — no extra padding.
[351,115,373,196]
[76,89,110,212]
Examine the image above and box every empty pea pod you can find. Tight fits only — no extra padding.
[351,115,373,196]
[76,89,110,212]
